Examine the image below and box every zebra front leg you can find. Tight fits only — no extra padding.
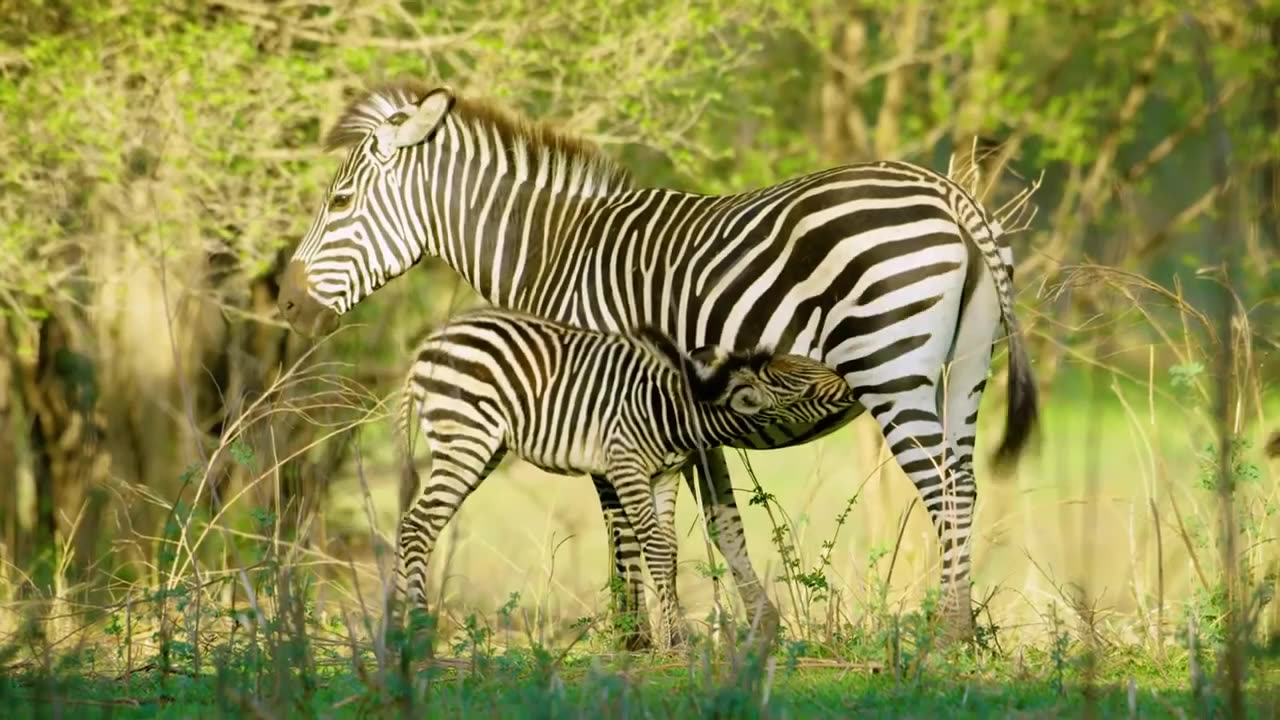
[591,475,653,650]
[682,447,781,648]
[608,464,685,652]
[650,469,686,647]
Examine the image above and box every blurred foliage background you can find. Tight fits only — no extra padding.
[0,0,1276,648]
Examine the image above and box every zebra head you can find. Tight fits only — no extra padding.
[279,83,458,337]
[685,346,855,421]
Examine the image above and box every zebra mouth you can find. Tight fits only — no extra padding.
[278,260,338,337]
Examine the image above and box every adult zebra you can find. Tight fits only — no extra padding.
[395,307,858,649]
[277,81,1039,644]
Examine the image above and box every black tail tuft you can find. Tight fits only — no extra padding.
[991,318,1039,474]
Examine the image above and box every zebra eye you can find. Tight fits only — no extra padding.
[329,193,353,212]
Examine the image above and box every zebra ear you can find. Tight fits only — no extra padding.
[724,372,773,416]
[687,344,728,380]
[393,87,455,148]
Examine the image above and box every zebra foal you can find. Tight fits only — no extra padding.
[395,308,856,648]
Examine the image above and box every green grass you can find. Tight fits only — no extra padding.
[2,630,1278,719]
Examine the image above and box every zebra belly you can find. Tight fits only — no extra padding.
[727,403,865,451]
[656,451,692,475]
[505,431,611,478]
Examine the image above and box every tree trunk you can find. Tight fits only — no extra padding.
[7,312,112,597]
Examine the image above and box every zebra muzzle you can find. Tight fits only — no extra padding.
[277,260,334,337]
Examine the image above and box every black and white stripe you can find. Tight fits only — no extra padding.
[394,308,856,648]
[279,81,1039,643]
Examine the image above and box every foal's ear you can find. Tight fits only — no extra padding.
[687,344,729,381]
[721,371,774,416]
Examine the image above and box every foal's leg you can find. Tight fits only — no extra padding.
[650,468,685,647]
[608,463,685,651]
[397,417,506,613]
[591,474,653,650]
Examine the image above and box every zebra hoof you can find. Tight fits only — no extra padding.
[622,628,654,652]
[936,595,977,647]
[667,622,692,650]
[744,604,781,649]
[609,607,653,651]
[937,615,976,647]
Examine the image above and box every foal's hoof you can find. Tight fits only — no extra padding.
[622,629,654,652]
[666,622,692,650]
[936,611,977,648]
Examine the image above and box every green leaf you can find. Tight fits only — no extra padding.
[230,438,255,467]
[1169,361,1205,390]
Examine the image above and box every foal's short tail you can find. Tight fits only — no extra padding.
[395,383,422,518]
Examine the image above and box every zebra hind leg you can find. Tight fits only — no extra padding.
[591,475,654,650]
[858,380,978,645]
[397,426,505,626]
[934,368,985,646]
[932,268,1002,644]
[607,464,684,652]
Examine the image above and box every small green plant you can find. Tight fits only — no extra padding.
[1048,602,1071,698]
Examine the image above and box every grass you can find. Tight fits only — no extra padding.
[3,649,1275,718]
[1,580,1278,720]
[2,311,1278,718]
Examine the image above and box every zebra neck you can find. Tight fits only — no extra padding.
[686,405,756,451]
[423,116,633,314]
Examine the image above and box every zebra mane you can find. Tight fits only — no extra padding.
[629,325,688,374]
[325,80,634,195]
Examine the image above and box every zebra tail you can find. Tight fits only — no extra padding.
[948,185,1040,473]
[395,384,421,518]
[991,314,1039,472]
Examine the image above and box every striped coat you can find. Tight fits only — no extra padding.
[395,308,856,647]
